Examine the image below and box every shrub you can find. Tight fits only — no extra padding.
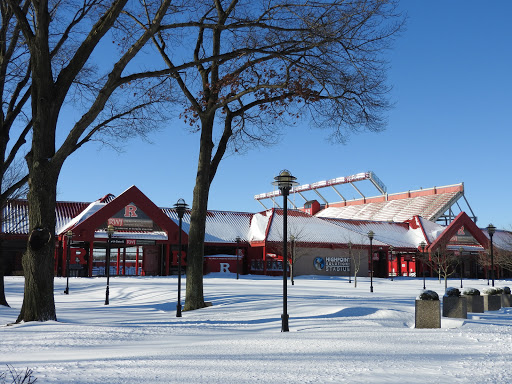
[483,287,499,295]
[444,287,461,297]
[1,365,37,384]
[503,287,511,294]
[462,288,480,296]
[418,290,439,301]
[495,287,504,294]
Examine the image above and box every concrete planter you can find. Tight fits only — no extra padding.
[483,295,501,311]
[463,295,484,313]
[501,293,512,307]
[443,296,467,318]
[415,300,441,328]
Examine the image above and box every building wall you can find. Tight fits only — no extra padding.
[293,247,369,277]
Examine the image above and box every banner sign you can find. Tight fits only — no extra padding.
[109,238,126,245]
[126,239,156,246]
[314,257,350,272]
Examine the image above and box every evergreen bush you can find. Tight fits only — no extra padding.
[462,288,480,296]
[444,287,461,297]
[483,287,499,295]
[418,290,439,301]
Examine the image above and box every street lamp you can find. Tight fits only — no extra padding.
[105,224,114,305]
[174,198,189,317]
[487,224,496,287]
[459,246,464,289]
[368,230,374,293]
[236,236,241,280]
[64,230,73,294]
[420,241,426,289]
[389,245,394,282]
[290,235,295,286]
[272,169,298,332]
[348,241,352,284]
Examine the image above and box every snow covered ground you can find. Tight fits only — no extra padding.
[1,275,512,383]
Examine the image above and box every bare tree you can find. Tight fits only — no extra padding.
[150,0,404,310]
[476,251,491,282]
[489,230,512,277]
[0,1,32,308]
[425,245,460,291]
[339,233,366,288]
[351,238,369,288]
[0,172,28,307]
[0,1,31,198]
[288,226,310,285]
[7,0,174,322]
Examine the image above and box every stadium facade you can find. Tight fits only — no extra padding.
[1,172,511,280]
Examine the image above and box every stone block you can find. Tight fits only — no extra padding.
[415,300,441,328]
[443,296,467,318]
[463,295,484,313]
[501,294,512,307]
[483,295,501,311]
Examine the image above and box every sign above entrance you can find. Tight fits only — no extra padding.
[449,226,480,246]
[101,238,157,246]
[103,203,162,232]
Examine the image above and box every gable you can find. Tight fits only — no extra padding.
[67,186,178,240]
[429,212,488,251]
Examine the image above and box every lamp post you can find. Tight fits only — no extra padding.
[272,169,298,332]
[389,245,394,282]
[290,235,295,286]
[487,224,496,287]
[368,230,374,293]
[420,241,426,289]
[105,224,114,305]
[174,198,189,317]
[348,241,352,284]
[64,230,73,294]
[236,236,241,280]
[459,246,464,289]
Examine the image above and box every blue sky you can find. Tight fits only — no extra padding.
[57,0,512,229]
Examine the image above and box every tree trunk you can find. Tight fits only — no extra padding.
[15,0,62,322]
[0,238,9,306]
[184,117,214,311]
[17,161,59,322]
[0,271,9,307]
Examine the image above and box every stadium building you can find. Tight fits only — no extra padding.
[1,172,511,280]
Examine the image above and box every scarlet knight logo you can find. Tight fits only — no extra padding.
[124,204,138,217]
[108,203,154,230]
